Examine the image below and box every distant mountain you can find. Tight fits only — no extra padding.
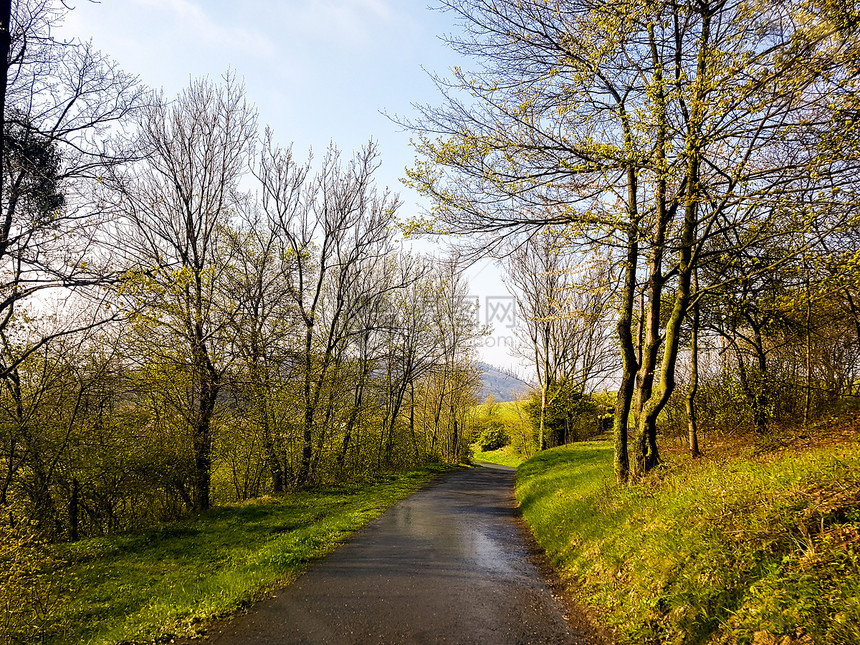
[476,362,533,402]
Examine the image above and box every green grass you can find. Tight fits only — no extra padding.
[474,399,529,424]
[516,441,860,644]
[44,467,447,645]
[471,445,526,468]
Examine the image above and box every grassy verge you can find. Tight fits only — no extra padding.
[471,445,526,468]
[516,440,860,644]
[44,467,447,645]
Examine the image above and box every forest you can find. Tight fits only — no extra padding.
[0,0,481,544]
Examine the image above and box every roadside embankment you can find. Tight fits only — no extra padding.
[516,438,860,644]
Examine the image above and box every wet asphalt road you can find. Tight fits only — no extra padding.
[205,465,581,644]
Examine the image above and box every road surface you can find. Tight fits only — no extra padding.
[204,465,588,644]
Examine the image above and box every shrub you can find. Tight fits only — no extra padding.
[0,521,64,644]
[475,421,509,451]
[524,380,608,446]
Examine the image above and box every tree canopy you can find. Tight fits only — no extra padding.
[407,0,860,479]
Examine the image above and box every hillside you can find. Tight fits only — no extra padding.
[477,362,532,402]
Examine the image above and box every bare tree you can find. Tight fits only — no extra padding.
[257,138,400,485]
[374,255,440,465]
[0,0,143,534]
[224,198,302,492]
[115,74,256,511]
[0,0,143,379]
[425,256,482,460]
[505,231,615,449]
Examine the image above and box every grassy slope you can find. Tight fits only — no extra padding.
[472,446,526,468]
[516,437,860,644]
[476,399,530,424]
[47,467,446,645]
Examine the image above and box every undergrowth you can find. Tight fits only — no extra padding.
[516,440,860,644]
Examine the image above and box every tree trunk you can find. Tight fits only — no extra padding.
[409,380,420,460]
[1,432,15,507]
[193,377,217,511]
[261,408,285,494]
[686,273,701,457]
[191,338,219,511]
[385,383,408,466]
[536,325,551,451]
[752,325,769,435]
[0,8,11,501]
[804,264,812,429]
[538,384,548,452]
[69,478,80,541]
[298,326,315,485]
[338,363,368,473]
[633,6,711,476]
[633,19,670,470]
[613,221,639,483]
[248,341,285,493]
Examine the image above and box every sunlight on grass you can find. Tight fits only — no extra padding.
[471,445,525,468]
[516,442,860,644]
[47,468,447,644]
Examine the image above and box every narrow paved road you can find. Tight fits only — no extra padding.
[205,465,584,644]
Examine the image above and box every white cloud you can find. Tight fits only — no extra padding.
[294,0,407,49]
[132,0,276,58]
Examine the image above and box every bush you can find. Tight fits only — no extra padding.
[0,521,64,644]
[475,421,509,451]
[524,380,608,446]
[508,415,539,458]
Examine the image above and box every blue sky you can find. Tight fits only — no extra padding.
[60,0,459,207]
[58,0,524,372]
